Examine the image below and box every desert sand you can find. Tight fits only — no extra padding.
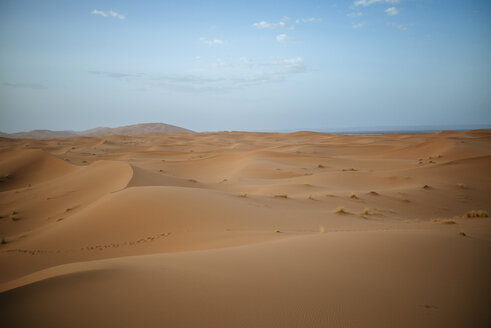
[0,130,490,327]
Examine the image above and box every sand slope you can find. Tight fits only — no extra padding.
[1,130,490,327]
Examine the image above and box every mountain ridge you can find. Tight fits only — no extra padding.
[0,123,194,139]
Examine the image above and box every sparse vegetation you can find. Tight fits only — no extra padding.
[464,210,489,218]
[456,183,466,189]
[422,185,431,190]
[239,193,248,198]
[318,164,325,168]
[1,235,6,244]
[349,192,358,199]
[274,194,288,199]
[334,206,349,214]
[274,229,281,233]
[441,219,456,225]
[361,208,370,215]
[308,194,315,200]
[459,232,466,237]
[325,194,335,198]
[342,168,357,172]
[56,218,64,222]
[188,179,198,183]
[368,191,379,196]
[10,214,20,221]
[319,225,325,233]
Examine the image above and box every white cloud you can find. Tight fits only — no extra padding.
[389,23,410,31]
[276,34,288,42]
[353,0,400,7]
[195,56,201,61]
[347,12,365,18]
[91,10,107,17]
[352,22,366,28]
[199,37,224,46]
[300,17,322,23]
[270,57,305,73]
[91,9,125,19]
[385,7,399,16]
[275,57,303,65]
[108,10,126,20]
[252,21,287,29]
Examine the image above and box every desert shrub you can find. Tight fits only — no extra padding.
[274,194,288,199]
[334,206,349,214]
[464,210,488,218]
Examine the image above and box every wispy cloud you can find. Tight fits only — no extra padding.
[389,22,410,31]
[353,0,400,7]
[295,17,323,23]
[89,57,307,93]
[385,7,400,16]
[347,12,365,18]
[252,21,288,29]
[352,22,366,29]
[199,37,224,46]
[91,10,107,17]
[276,34,288,42]
[88,71,143,78]
[2,82,47,90]
[91,9,125,20]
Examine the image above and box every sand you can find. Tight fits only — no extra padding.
[0,130,490,327]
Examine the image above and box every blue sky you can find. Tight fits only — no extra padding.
[1,0,490,132]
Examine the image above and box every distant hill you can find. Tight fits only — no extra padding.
[1,123,194,139]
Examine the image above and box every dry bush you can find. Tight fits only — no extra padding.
[464,210,489,218]
[334,206,349,214]
[274,194,288,199]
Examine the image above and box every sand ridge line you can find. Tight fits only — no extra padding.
[0,232,173,255]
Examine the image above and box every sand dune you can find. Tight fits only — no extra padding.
[1,130,490,327]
